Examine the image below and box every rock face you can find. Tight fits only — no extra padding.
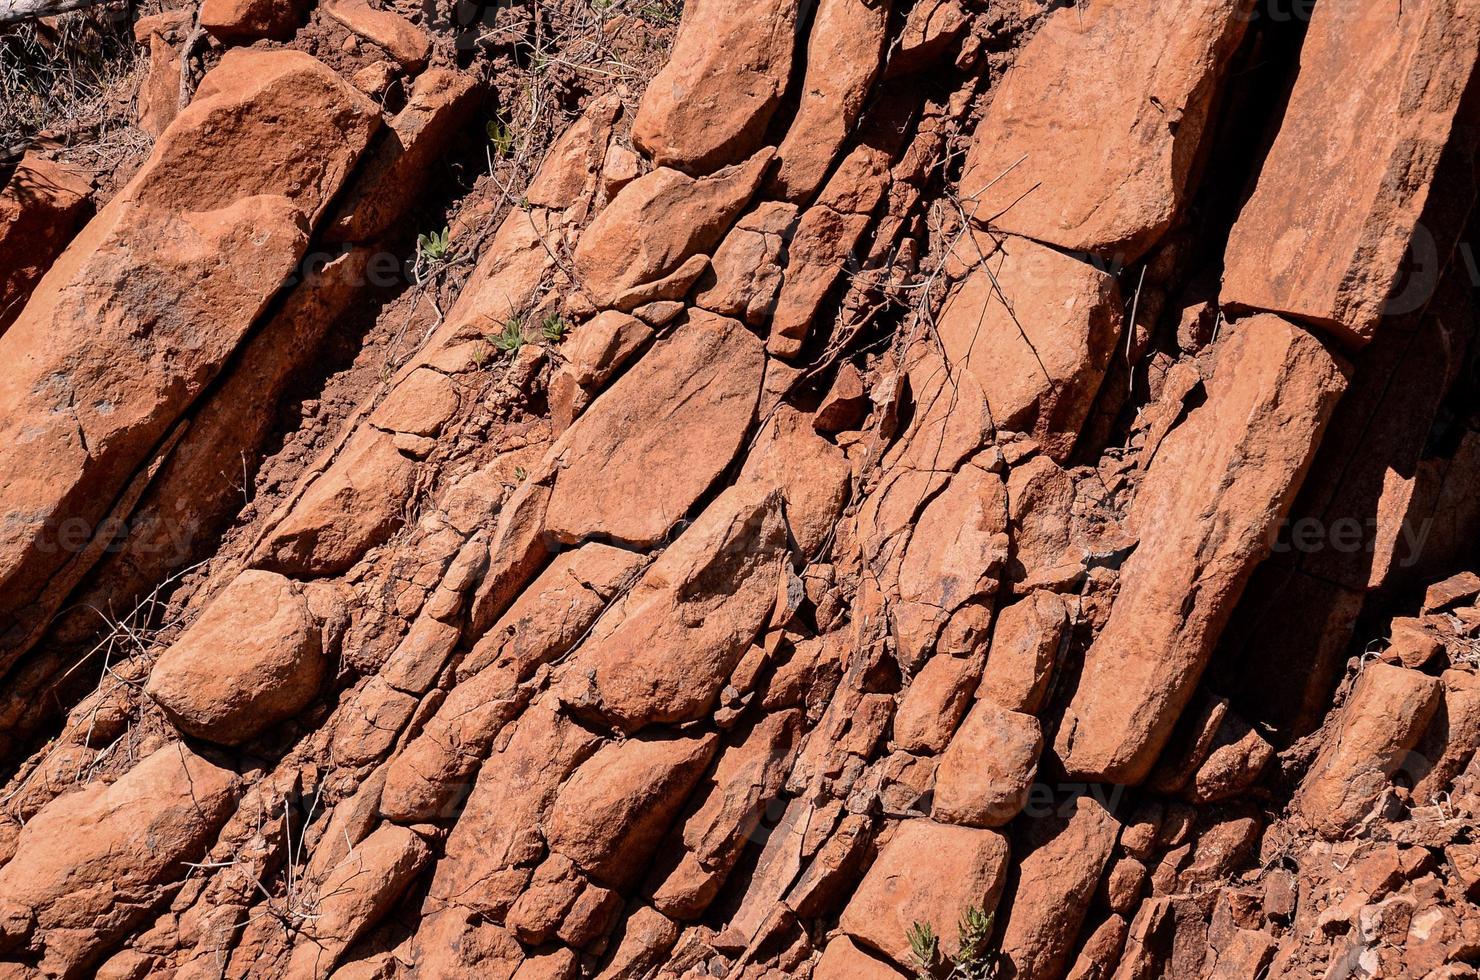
[961,0,1253,262]
[146,570,324,744]
[633,0,800,172]
[1221,0,1480,345]
[0,49,377,673]
[0,744,238,976]
[5,3,1480,979]
[1056,315,1350,783]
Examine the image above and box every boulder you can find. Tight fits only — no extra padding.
[997,794,1120,980]
[0,154,91,336]
[573,150,773,310]
[542,311,764,548]
[555,486,789,731]
[0,744,238,977]
[893,654,981,754]
[545,732,719,887]
[632,0,800,172]
[146,570,324,744]
[1295,663,1443,838]
[1055,315,1349,782]
[933,701,1043,828]
[935,234,1122,459]
[839,819,1010,968]
[1221,0,1480,346]
[961,0,1253,262]
[770,0,891,202]
[735,404,852,557]
[0,50,378,672]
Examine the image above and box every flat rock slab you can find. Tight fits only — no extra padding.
[961,0,1253,262]
[1222,0,1480,346]
[1055,314,1349,783]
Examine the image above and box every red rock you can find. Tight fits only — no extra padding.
[200,0,306,40]
[323,0,431,71]
[998,794,1120,979]
[839,819,1010,968]
[814,362,870,433]
[0,50,377,670]
[0,744,238,977]
[546,732,719,887]
[573,150,772,310]
[694,201,797,323]
[555,486,788,731]
[284,825,430,978]
[542,311,764,548]
[1065,914,1127,980]
[0,154,91,336]
[146,570,324,744]
[1414,670,1480,805]
[961,0,1253,262]
[1221,0,1480,346]
[649,710,802,917]
[933,700,1043,828]
[735,404,852,557]
[976,591,1068,714]
[632,0,800,172]
[326,69,481,242]
[891,454,1009,669]
[771,0,891,201]
[560,310,654,389]
[1055,315,1350,782]
[1425,571,1480,613]
[936,234,1122,459]
[814,935,909,979]
[594,905,681,980]
[887,0,971,77]
[1295,663,1443,838]
[892,654,981,754]
[769,143,890,357]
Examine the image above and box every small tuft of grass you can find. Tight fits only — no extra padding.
[486,118,515,159]
[907,905,997,980]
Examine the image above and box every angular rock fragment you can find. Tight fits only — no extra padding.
[1222,0,1480,345]
[555,486,789,731]
[323,0,431,71]
[146,570,324,744]
[892,654,981,754]
[0,154,91,336]
[1295,663,1443,838]
[1055,315,1349,783]
[573,150,772,310]
[0,744,238,977]
[200,0,306,40]
[0,49,378,669]
[977,591,1068,714]
[840,819,1010,968]
[771,0,892,202]
[961,0,1253,262]
[933,700,1043,828]
[543,311,765,548]
[694,201,797,323]
[632,0,800,172]
[735,404,852,557]
[998,794,1120,980]
[284,825,431,979]
[546,731,719,887]
[936,234,1122,459]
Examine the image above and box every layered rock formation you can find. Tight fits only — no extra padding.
[1,0,1480,977]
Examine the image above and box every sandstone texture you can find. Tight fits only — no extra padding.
[0,3,1478,979]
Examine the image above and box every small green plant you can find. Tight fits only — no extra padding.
[486,118,515,158]
[513,466,528,482]
[489,315,528,353]
[538,312,568,343]
[414,226,453,282]
[907,906,997,980]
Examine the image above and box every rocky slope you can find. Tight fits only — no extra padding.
[1,0,1480,977]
